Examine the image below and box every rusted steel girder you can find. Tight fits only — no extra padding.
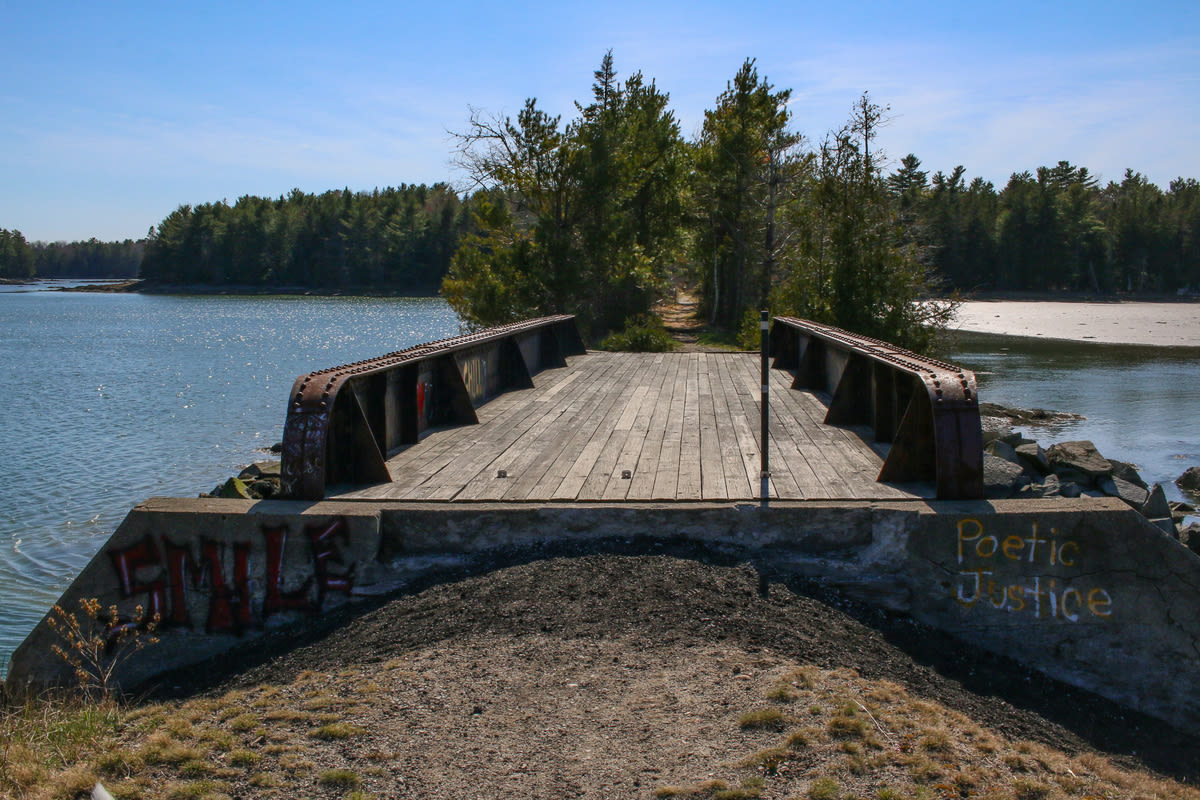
[771,316,983,499]
[280,315,585,501]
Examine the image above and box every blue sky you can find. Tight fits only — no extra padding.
[2,0,1197,242]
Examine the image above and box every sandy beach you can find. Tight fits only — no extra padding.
[954,300,1200,347]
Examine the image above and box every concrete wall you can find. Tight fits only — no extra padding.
[8,496,1200,736]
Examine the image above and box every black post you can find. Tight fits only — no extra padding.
[760,310,770,506]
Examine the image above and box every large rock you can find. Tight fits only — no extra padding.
[1015,442,1050,475]
[1111,460,1149,490]
[1177,466,1200,494]
[1142,483,1172,519]
[983,453,1027,498]
[1047,440,1113,481]
[985,439,1020,464]
[1099,475,1150,510]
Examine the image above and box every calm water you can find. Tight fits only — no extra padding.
[0,288,459,673]
[948,331,1200,505]
[1,293,1198,674]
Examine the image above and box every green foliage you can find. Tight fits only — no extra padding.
[445,51,685,335]
[692,59,803,330]
[140,184,466,290]
[0,228,36,279]
[599,314,676,352]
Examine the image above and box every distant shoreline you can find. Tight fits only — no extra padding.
[55,279,442,298]
[954,298,1200,347]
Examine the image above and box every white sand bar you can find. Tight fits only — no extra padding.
[954,300,1200,347]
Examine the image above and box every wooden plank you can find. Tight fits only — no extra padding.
[550,354,649,500]
[769,369,873,498]
[625,355,682,500]
[696,354,729,500]
[497,352,635,501]
[649,353,690,500]
[404,358,608,500]
[711,354,756,499]
[600,357,671,500]
[675,355,703,500]
[576,358,660,500]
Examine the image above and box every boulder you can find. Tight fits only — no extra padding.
[1018,473,1061,498]
[216,477,253,499]
[1099,475,1150,510]
[1142,483,1172,520]
[1046,440,1113,480]
[1014,443,1050,475]
[1180,523,1200,556]
[238,460,282,480]
[1111,460,1149,490]
[984,453,1027,498]
[985,439,1020,464]
[1170,501,1196,524]
[1177,466,1200,495]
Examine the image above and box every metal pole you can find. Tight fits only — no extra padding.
[760,310,770,507]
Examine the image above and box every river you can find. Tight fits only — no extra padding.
[1,288,1197,674]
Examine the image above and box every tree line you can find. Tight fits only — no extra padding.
[138,184,468,290]
[444,55,1200,348]
[4,54,1198,348]
[0,230,142,280]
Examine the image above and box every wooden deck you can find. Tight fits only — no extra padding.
[329,352,933,503]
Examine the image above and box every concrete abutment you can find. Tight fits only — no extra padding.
[7,496,1200,736]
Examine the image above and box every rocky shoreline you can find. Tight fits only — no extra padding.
[980,403,1200,549]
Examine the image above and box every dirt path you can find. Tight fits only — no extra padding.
[144,552,1200,798]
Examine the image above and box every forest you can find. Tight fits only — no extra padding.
[3,53,1198,345]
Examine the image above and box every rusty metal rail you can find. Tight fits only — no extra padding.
[770,316,983,499]
[280,315,585,500]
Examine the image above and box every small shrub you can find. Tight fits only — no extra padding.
[318,768,362,789]
[46,597,160,694]
[600,315,676,352]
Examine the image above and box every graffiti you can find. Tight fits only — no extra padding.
[107,518,353,636]
[953,518,1113,622]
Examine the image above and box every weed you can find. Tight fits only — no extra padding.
[227,713,258,732]
[228,748,261,767]
[46,597,159,694]
[918,729,952,753]
[309,722,367,740]
[248,771,283,787]
[178,758,212,777]
[808,776,840,800]
[601,315,677,352]
[1011,779,1053,800]
[319,767,362,789]
[163,778,232,799]
[738,708,788,731]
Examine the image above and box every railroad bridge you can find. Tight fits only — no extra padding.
[8,315,1200,738]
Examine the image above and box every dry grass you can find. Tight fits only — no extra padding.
[5,659,1200,800]
[653,664,1200,800]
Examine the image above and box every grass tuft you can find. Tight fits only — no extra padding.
[318,768,362,789]
[737,708,788,731]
